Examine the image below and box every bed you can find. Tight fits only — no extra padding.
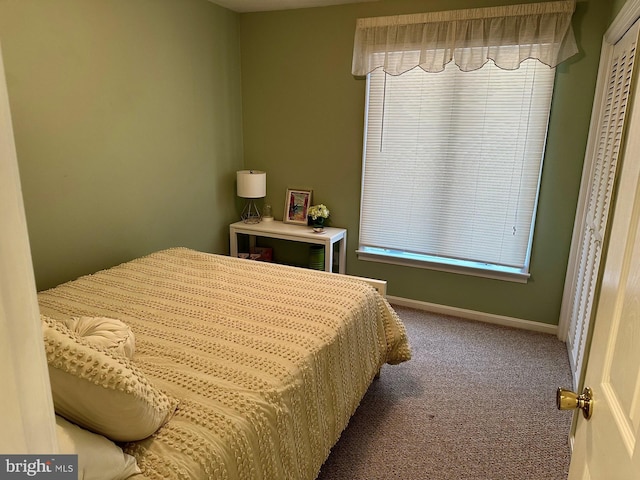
[37,247,411,479]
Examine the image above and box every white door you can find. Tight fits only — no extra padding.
[567,38,640,477]
[561,17,639,390]
[0,43,57,452]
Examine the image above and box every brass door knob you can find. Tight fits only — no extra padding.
[556,387,593,419]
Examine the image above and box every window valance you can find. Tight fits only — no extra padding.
[351,0,578,75]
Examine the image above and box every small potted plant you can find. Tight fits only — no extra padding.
[308,204,330,232]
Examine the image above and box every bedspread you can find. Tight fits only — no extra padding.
[38,247,411,479]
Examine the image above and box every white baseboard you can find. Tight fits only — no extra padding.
[387,295,558,335]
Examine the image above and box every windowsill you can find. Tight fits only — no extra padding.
[356,247,530,283]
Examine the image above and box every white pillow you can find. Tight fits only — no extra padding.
[56,415,140,480]
[42,315,177,442]
[61,316,135,359]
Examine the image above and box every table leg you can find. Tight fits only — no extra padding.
[325,241,333,273]
[230,228,238,258]
[338,233,346,274]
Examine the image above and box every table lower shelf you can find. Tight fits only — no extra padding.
[229,220,347,274]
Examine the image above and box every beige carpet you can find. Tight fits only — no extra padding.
[317,305,573,480]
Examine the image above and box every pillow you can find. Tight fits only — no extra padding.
[56,415,141,480]
[42,315,177,442]
[61,316,135,359]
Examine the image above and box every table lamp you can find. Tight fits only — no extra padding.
[237,170,266,223]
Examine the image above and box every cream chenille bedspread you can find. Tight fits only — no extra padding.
[38,247,411,480]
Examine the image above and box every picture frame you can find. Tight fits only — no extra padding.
[284,188,312,225]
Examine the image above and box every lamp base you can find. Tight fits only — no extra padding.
[241,200,262,224]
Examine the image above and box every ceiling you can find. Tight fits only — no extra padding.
[209,0,379,13]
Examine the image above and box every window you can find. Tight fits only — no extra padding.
[357,59,556,281]
[351,1,578,282]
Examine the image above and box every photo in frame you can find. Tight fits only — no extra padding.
[284,188,312,225]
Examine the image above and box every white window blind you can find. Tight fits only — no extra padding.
[358,59,555,278]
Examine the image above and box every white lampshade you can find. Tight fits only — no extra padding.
[237,170,266,198]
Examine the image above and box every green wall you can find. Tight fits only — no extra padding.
[239,0,613,324]
[0,0,244,290]
[611,0,628,20]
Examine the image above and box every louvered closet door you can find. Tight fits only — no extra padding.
[566,21,639,389]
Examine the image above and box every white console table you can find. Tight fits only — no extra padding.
[229,220,347,274]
